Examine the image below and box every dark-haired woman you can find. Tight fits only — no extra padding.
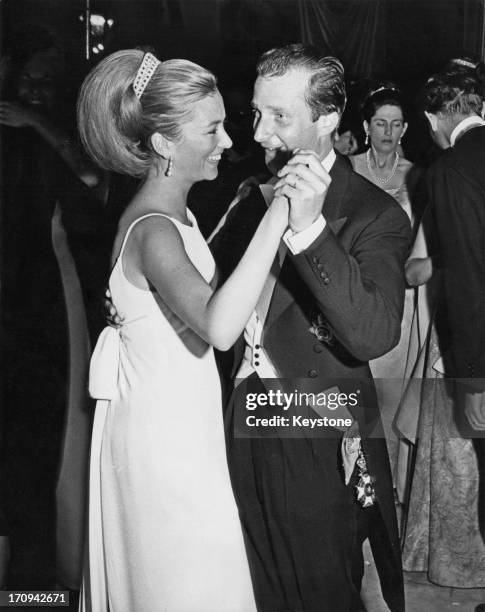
[351,83,425,502]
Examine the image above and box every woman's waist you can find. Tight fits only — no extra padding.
[89,323,216,401]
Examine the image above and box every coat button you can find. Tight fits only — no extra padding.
[313,344,323,353]
[317,263,323,270]
[308,369,318,378]
[323,277,330,285]
[312,256,320,264]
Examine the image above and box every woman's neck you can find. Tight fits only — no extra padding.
[368,145,398,169]
[137,169,192,224]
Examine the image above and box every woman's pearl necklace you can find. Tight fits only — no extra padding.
[366,148,399,185]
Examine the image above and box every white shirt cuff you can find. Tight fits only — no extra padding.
[283,215,326,255]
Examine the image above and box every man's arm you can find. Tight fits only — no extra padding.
[291,204,411,362]
[275,150,411,363]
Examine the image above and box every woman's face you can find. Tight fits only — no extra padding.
[364,104,407,154]
[16,50,61,110]
[174,90,232,183]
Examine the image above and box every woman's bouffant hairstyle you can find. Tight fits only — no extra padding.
[360,82,406,123]
[256,43,346,120]
[419,70,483,117]
[77,49,218,178]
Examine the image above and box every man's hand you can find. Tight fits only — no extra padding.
[464,390,485,431]
[273,149,331,232]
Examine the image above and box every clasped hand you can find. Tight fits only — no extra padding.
[273,149,331,232]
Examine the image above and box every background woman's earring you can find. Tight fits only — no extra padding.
[365,133,369,146]
[165,157,173,177]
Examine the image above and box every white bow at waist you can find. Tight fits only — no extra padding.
[89,326,121,400]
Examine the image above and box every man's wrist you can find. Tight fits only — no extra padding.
[288,213,321,233]
[284,215,326,255]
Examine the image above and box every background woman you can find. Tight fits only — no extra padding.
[351,83,424,503]
[77,50,288,611]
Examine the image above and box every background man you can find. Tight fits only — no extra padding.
[421,72,485,612]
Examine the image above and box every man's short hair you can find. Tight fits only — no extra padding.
[420,71,483,118]
[256,43,346,122]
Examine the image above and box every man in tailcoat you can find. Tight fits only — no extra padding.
[422,71,485,612]
[210,43,411,612]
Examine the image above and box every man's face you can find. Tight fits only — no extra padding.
[251,69,323,175]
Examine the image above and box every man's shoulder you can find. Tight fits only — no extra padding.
[430,127,485,183]
[457,123,485,145]
[337,159,403,220]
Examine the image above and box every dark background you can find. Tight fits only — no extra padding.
[0,0,481,87]
[1,0,482,165]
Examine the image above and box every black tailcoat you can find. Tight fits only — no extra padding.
[211,154,412,611]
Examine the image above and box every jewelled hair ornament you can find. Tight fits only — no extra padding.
[363,85,401,104]
[133,52,160,99]
[451,58,477,69]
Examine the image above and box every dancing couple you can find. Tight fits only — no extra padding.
[78,44,410,612]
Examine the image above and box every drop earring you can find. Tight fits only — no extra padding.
[365,133,369,146]
[165,157,173,177]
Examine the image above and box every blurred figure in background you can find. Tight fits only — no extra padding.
[0,25,106,590]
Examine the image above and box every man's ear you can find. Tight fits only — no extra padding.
[424,111,438,132]
[316,111,340,136]
[150,132,173,159]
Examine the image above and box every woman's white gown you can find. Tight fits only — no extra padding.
[80,212,256,612]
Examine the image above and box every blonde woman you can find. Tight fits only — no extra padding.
[77,50,289,611]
